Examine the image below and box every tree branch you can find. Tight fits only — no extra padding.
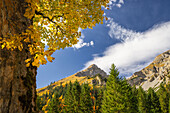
[35,10,63,24]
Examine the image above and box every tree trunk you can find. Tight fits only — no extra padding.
[0,0,37,113]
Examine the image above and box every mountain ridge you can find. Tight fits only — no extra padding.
[127,50,170,90]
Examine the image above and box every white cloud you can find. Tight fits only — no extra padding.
[72,28,94,49]
[107,19,141,41]
[119,0,124,4]
[84,20,170,77]
[72,38,94,49]
[90,41,94,46]
[116,4,122,8]
[108,0,124,8]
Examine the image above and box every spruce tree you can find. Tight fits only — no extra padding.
[48,92,61,113]
[72,80,81,113]
[131,85,138,112]
[80,83,93,113]
[122,78,136,113]
[137,86,148,113]
[147,87,161,113]
[64,81,74,113]
[101,64,134,113]
[95,88,104,113]
[158,84,169,113]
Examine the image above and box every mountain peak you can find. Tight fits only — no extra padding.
[87,64,98,68]
[74,64,107,77]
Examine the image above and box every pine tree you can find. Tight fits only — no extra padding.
[122,78,137,113]
[48,92,61,113]
[158,84,169,113]
[101,64,134,113]
[79,83,93,113]
[131,85,138,112]
[147,87,161,113]
[95,88,104,113]
[137,86,148,113]
[72,80,81,113]
[64,81,74,113]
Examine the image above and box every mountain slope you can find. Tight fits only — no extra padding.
[127,50,170,90]
[37,64,107,95]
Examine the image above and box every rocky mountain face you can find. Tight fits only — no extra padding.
[127,50,170,90]
[74,64,107,78]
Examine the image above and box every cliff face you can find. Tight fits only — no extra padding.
[127,50,170,90]
[74,64,107,78]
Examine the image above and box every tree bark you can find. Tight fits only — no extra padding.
[0,0,37,113]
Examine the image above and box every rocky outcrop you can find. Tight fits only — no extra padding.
[74,64,107,78]
[127,50,170,90]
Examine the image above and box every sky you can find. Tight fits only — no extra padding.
[36,0,170,89]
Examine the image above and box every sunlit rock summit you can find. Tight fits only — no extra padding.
[74,64,107,77]
[127,50,170,90]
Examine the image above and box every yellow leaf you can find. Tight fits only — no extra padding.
[25,58,31,63]
[59,95,63,100]
[57,31,61,35]
[32,58,40,67]
[40,57,47,65]
[26,63,30,67]
[24,38,30,42]
[18,46,23,51]
[47,56,55,62]
[1,44,5,49]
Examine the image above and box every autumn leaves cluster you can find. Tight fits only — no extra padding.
[1,0,109,67]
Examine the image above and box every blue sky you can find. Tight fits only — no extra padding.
[37,0,170,88]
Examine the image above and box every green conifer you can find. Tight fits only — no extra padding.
[63,81,74,113]
[101,64,134,113]
[79,83,93,113]
[158,84,169,113]
[131,85,138,112]
[95,88,104,113]
[48,92,61,113]
[137,86,148,113]
[147,87,161,113]
[72,80,81,112]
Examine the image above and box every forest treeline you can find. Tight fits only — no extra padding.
[37,64,170,113]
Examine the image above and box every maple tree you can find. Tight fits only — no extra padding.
[0,0,109,112]
[1,0,109,67]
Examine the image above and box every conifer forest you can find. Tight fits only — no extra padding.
[37,64,170,113]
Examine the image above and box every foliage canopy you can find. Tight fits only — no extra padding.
[0,0,109,67]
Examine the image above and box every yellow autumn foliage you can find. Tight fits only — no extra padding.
[0,0,110,67]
